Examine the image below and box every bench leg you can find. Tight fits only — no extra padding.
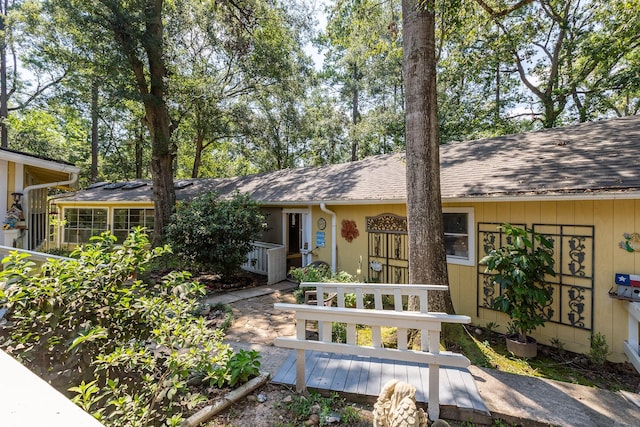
[428,364,440,420]
[295,349,306,393]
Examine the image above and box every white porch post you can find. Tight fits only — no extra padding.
[0,159,7,243]
[624,302,640,374]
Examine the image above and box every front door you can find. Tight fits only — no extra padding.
[283,209,312,269]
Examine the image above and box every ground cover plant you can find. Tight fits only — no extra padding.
[0,228,261,426]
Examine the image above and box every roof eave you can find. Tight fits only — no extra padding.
[1,149,81,174]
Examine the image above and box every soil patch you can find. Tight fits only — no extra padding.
[195,271,268,295]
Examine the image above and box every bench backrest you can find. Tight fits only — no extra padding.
[296,282,468,352]
[300,281,449,312]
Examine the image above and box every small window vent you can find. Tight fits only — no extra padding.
[174,181,194,190]
[104,182,126,190]
[122,182,147,190]
[87,181,109,189]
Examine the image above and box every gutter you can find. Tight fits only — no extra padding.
[319,203,337,273]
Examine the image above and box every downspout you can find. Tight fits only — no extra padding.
[320,203,337,273]
[22,172,79,250]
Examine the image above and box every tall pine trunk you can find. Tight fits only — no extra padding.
[402,0,454,314]
[90,78,99,182]
[0,0,8,148]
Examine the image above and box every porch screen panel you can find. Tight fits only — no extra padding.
[28,187,47,250]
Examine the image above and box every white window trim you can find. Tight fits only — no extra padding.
[61,207,109,245]
[443,207,475,267]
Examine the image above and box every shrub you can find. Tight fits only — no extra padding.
[480,224,555,343]
[289,265,355,303]
[589,332,609,366]
[0,228,259,426]
[165,191,266,277]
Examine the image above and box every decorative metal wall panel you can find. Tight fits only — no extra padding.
[477,222,594,332]
[366,213,408,234]
[366,213,409,283]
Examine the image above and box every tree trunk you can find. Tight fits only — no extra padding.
[192,131,204,178]
[136,122,143,179]
[351,62,359,161]
[143,0,175,246]
[111,0,175,245]
[90,78,99,182]
[402,0,454,314]
[0,0,8,148]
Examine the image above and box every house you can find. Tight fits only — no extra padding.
[51,114,640,365]
[0,148,80,251]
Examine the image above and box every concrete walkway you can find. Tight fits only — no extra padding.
[208,282,640,426]
[204,280,296,306]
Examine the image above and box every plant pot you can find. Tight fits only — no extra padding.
[506,335,537,358]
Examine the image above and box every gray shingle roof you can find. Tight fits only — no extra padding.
[58,114,640,205]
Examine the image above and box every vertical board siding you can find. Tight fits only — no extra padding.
[467,199,638,361]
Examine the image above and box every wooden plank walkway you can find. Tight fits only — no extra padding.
[272,350,492,424]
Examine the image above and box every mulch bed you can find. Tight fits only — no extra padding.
[195,271,268,295]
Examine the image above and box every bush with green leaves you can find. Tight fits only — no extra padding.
[289,265,355,304]
[480,224,555,344]
[165,191,267,277]
[0,228,260,426]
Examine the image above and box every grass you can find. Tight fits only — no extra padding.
[445,323,634,391]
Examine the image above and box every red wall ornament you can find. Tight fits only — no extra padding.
[341,219,359,243]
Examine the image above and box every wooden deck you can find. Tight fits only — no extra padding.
[272,350,492,424]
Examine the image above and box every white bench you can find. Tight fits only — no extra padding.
[274,282,471,420]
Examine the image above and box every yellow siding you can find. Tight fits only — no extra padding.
[54,197,639,361]
[444,199,639,361]
[6,161,15,207]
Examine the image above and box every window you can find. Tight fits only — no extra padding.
[63,208,108,244]
[443,208,475,266]
[113,208,154,242]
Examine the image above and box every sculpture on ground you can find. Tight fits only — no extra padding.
[372,379,428,427]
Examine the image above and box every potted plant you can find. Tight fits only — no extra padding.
[480,224,555,358]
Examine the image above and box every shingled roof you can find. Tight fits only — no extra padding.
[58,114,640,205]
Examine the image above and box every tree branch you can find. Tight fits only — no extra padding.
[474,0,535,18]
[8,70,68,111]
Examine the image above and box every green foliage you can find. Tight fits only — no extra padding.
[289,264,332,283]
[589,332,610,366]
[226,349,261,387]
[165,192,266,277]
[550,337,566,354]
[289,265,355,303]
[275,391,362,427]
[480,224,555,343]
[0,228,259,426]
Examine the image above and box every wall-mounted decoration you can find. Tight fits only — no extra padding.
[620,232,640,252]
[341,219,359,242]
[317,217,327,230]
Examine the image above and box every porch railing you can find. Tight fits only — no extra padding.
[624,301,640,374]
[0,244,70,269]
[241,241,287,285]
